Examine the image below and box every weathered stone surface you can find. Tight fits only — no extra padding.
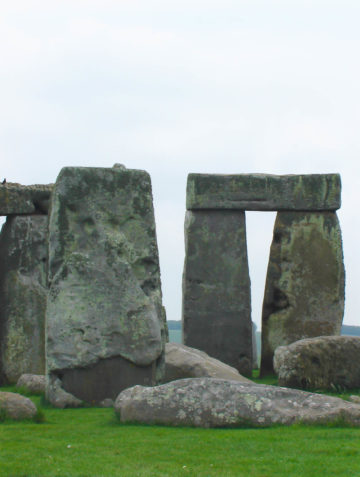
[165,343,251,383]
[16,374,45,394]
[46,166,166,406]
[0,182,53,215]
[182,210,252,376]
[260,211,345,375]
[252,322,258,369]
[187,173,341,211]
[0,215,47,385]
[0,392,37,420]
[114,378,360,428]
[46,376,83,409]
[274,336,360,390]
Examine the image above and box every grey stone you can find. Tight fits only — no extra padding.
[260,211,345,375]
[0,182,53,215]
[349,396,360,404]
[46,166,166,406]
[182,210,252,376]
[99,398,114,408]
[252,322,258,369]
[114,378,360,428]
[46,376,83,409]
[165,343,251,383]
[274,336,360,390]
[16,374,45,394]
[0,391,37,420]
[0,215,48,384]
[187,173,341,211]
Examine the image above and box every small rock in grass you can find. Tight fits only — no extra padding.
[17,374,45,394]
[0,391,37,420]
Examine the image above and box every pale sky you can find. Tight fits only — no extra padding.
[1,0,359,327]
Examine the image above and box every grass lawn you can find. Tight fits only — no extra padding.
[1,378,360,476]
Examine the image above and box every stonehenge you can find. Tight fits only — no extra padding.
[183,173,345,376]
[0,168,346,404]
[0,166,166,406]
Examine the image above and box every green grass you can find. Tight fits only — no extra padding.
[1,381,360,476]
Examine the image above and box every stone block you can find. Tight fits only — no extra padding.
[0,182,53,215]
[0,216,47,384]
[182,210,252,376]
[260,211,345,375]
[46,166,166,406]
[187,173,341,211]
[274,336,360,390]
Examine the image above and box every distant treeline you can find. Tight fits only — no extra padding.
[167,320,182,330]
[167,322,360,342]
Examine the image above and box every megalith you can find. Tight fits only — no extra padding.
[184,172,344,378]
[0,215,48,384]
[260,211,345,375]
[183,177,252,376]
[46,166,166,406]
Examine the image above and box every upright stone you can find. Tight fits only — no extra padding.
[0,216,48,384]
[182,210,252,376]
[46,166,166,406]
[260,211,345,376]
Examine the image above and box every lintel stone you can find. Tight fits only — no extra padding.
[0,183,53,215]
[187,173,341,211]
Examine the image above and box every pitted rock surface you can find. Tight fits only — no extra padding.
[0,392,37,420]
[0,182,53,215]
[165,343,251,383]
[16,374,45,394]
[182,210,252,376]
[46,166,166,405]
[0,215,48,384]
[115,378,360,428]
[260,211,345,375]
[274,336,360,390]
[187,173,341,211]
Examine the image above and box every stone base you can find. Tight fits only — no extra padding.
[52,355,158,404]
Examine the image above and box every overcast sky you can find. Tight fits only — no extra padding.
[1,1,359,328]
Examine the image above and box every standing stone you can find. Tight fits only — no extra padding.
[182,210,252,376]
[260,211,345,376]
[0,216,48,384]
[46,166,166,406]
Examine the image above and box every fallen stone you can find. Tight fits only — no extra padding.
[260,211,345,375]
[0,391,37,420]
[182,210,252,376]
[0,215,48,384]
[165,343,251,383]
[187,173,341,211]
[0,182,53,215]
[274,336,360,390]
[46,166,166,406]
[115,378,360,428]
[16,374,45,394]
[349,396,360,404]
[99,398,114,408]
[46,376,83,409]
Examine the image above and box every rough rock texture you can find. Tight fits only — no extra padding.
[260,211,345,375]
[0,182,53,215]
[187,173,341,211]
[114,378,360,428]
[274,336,360,390]
[0,392,37,420]
[165,343,251,383]
[0,215,48,385]
[46,166,166,406]
[16,374,45,394]
[182,210,252,376]
[252,322,258,369]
